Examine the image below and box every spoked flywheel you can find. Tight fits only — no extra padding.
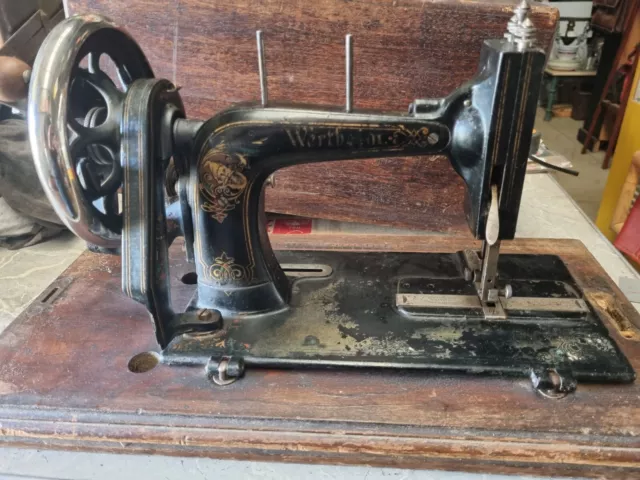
[29,15,154,247]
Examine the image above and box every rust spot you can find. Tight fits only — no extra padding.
[587,291,640,341]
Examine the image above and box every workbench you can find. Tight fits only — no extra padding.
[543,67,597,121]
[0,174,638,480]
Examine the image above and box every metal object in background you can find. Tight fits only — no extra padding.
[345,34,353,112]
[256,30,267,107]
[26,1,635,394]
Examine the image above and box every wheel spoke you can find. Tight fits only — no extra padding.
[103,191,120,218]
[98,159,123,197]
[77,68,124,104]
[77,153,122,201]
[87,52,100,74]
[87,144,114,166]
[77,158,103,201]
[68,123,115,159]
[116,64,134,90]
[96,204,123,234]
[68,117,86,136]
[69,135,89,159]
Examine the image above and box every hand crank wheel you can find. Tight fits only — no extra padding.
[28,15,154,247]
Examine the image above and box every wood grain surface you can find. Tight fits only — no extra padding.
[66,0,558,232]
[0,235,639,477]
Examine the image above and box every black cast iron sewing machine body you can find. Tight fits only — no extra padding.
[27,3,635,392]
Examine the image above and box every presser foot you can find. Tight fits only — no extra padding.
[161,250,635,389]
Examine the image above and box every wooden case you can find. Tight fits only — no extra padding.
[0,235,639,477]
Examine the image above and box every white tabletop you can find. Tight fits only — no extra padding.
[545,67,597,77]
[0,173,635,480]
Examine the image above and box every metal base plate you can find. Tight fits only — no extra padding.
[165,250,635,383]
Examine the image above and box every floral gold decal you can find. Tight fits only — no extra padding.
[392,125,433,148]
[199,142,248,223]
[210,252,250,285]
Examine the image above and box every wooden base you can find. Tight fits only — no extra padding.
[1,235,640,477]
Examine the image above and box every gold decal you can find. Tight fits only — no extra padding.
[284,125,434,150]
[391,125,432,147]
[199,142,248,223]
[286,127,350,148]
[210,252,251,285]
[285,128,308,148]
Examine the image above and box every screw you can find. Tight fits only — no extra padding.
[487,289,500,303]
[427,132,439,145]
[502,284,513,299]
[464,268,479,282]
[197,309,222,324]
[194,309,223,330]
[464,267,473,282]
[463,99,471,107]
[226,357,245,377]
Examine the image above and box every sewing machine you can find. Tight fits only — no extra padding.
[27,1,634,395]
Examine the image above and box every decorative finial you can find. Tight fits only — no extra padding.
[505,0,536,50]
